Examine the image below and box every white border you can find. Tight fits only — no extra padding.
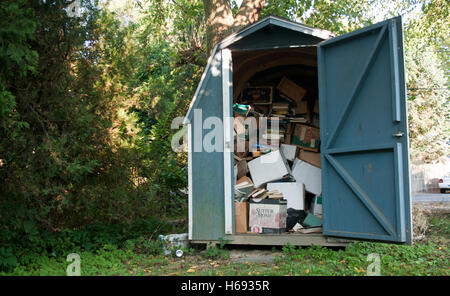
[222,49,233,235]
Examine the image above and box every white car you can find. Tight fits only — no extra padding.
[439,176,450,193]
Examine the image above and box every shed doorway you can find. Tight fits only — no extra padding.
[231,46,323,238]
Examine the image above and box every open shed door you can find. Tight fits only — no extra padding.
[318,17,412,243]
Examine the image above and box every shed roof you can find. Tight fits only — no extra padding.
[183,16,335,124]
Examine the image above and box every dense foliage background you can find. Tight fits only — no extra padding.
[0,0,448,271]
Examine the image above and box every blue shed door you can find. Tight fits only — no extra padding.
[318,16,412,243]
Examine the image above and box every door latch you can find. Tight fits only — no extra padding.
[392,131,404,138]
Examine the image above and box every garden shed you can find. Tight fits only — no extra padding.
[183,15,412,246]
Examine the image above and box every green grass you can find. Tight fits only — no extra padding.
[2,214,449,276]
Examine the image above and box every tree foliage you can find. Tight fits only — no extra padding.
[403,0,449,162]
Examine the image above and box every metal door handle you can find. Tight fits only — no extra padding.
[392,131,404,137]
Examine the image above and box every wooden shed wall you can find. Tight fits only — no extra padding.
[191,51,226,241]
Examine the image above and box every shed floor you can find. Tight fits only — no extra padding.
[191,233,352,247]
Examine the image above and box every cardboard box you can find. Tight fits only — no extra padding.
[292,124,320,152]
[295,100,308,115]
[249,198,287,233]
[281,144,298,161]
[310,195,323,215]
[247,150,291,188]
[236,159,248,179]
[299,149,321,168]
[292,159,322,195]
[235,201,249,233]
[267,182,305,210]
[277,76,306,104]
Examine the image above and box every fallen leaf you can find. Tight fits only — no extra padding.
[306,269,310,274]
[273,266,279,270]
[187,268,195,273]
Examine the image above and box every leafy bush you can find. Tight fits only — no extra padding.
[202,238,230,260]
[0,1,197,263]
[0,247,18,272]
[0,216,171,271]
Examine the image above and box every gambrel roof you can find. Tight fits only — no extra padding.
[183,16,335,124]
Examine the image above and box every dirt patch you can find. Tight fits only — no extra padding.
[228,248,283,264]
[415,202,450,214]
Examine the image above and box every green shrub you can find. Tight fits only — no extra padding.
[0,247,18,272]
[202,238,230,260]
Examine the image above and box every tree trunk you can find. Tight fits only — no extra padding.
[233,0,266,32]
[203,0,266,54]
[203,0,234,54]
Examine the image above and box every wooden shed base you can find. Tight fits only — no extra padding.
[191,233,353,247]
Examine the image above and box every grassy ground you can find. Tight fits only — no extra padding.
[2,214,449,276]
